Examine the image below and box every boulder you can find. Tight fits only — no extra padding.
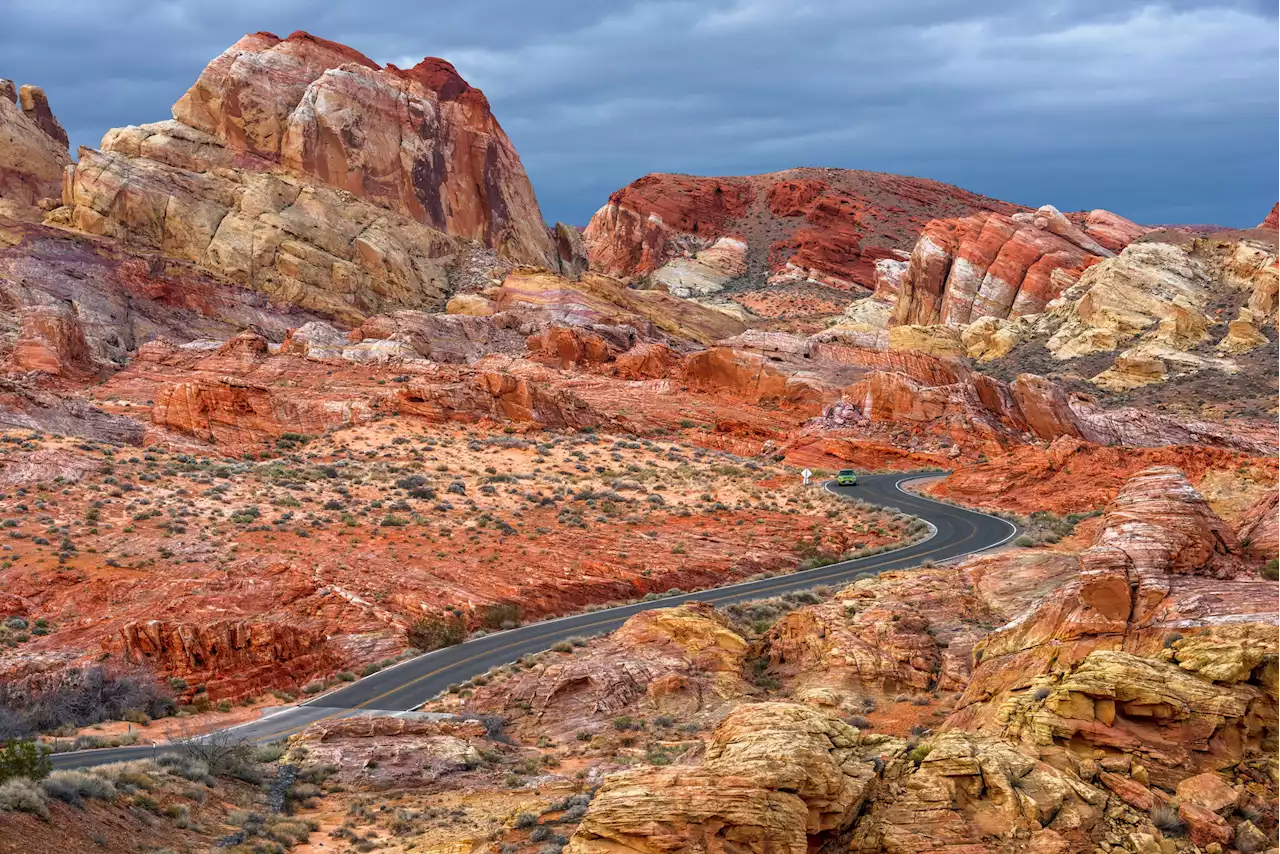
[1217,308,1269,354]
[290,717,487,789]
[1047,240,1246,359]
[613,341,677,380]
[465,604,751,735]
[445,294,494,316]
[1175,773,1239,814]
[10,304,94,376]
[566,703,884,854]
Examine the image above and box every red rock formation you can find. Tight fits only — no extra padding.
[950,467,1276,785]
[1083,209,1149,252]
[1260,203,1279,230]
[118,617,337,700]
[584,168,1022,290]
[678,347,832,412]
[171,31,553,265]
[1236,489,1279,563]
[465,603,752,739]
[137,331,610,447]
[893,209,1108,326]
[526,325,622,369]
[55,32,554,324]
[9,305,94,377]
[613,341,677,379]
[823,367,1274,457]
[930,437,1277,521]
[584,175,754,277]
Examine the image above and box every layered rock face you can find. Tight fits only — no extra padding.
[0,219,325,379]
[289,717,488,789]
[892,205,1145,326]
[566,702,885,854]
[0,80,70,220]
[952,467,1277,787]
[118,617,336,701]
[822,364,1273,457]
[171,31,553,265]
[467,603,753,739]
[763,567,1003,705]
[582,168,1021,319]
[54,31,555,324]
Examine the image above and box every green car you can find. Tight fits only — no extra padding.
[836,470,858,486]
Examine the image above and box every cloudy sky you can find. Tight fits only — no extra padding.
[5,1,1276,226]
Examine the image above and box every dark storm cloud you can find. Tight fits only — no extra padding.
[3,1,1275,226]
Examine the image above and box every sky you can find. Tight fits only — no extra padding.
[4,1,1276,227]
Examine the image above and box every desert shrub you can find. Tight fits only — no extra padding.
[1014,536,1035,547]
[0,740,50,782]
[1263,559,1278,581]
[908,743,933,766]
[477,602,521,630]
[157,753,210,782]
[0,777,48,819]
[406,615,466,651]
[42,770,117,805]
[515,812,538,828]
[1151,804,1185,836]
[0,665,174,740]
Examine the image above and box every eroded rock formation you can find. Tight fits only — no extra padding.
[583,168,1022,299]
[53,31,555,324]
[892,206,1146,327]
[0,80,70,220]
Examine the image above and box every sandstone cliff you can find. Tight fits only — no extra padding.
[0,80,69,221]
[53,31,556,324]
[892,205,1146,327]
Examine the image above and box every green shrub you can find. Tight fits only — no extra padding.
[1263,559,1278,581]
[406,614,466,651]
[476,602,521,630]
[0,740,50,783]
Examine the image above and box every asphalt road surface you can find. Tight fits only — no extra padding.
[52,471,1015,769]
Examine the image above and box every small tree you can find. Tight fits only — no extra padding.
[407,615,466,651]
[0,740,51,782]
[170,721,255,777]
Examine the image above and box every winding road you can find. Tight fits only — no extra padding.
[52,472,1015,769]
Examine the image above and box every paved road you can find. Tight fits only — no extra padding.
[52,472,1015,769]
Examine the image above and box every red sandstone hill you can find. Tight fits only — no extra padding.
[582,168,1026,320]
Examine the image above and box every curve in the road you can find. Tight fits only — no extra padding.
[52,471,1015,769]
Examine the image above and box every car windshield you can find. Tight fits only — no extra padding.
[839,470,854,476]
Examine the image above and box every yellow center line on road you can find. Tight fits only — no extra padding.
[249,518,979,743]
